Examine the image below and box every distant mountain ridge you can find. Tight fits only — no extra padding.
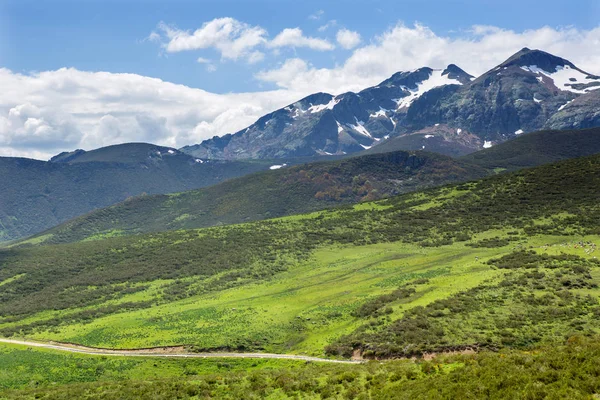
[0,143,275,242]
[24,149,488,245]
[182,48,600,159]
[25,126,600,246]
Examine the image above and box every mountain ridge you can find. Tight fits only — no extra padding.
[24,126,600,246]
[182,48,600,160]
[0,143,278,242]
[24,149,487,245]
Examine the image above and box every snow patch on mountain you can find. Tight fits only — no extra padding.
[369,107,390,118]
[270,164,287,170]
[308,97,340,113]
[521,65,600,94]
[350,117,372,138]
[558,99,575,111]
[395,70,463,109]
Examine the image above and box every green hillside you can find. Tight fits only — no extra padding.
[26,150,487,245]
[461,127,600,170]
[1,152,600,398]
[0,153,598,356]
[25,127,600,247]
[0,143,274,242]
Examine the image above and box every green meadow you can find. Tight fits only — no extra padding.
[0,232,596,358]
[19,241,504,352]
[1,154,600,398]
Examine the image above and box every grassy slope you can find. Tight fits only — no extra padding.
[26,150,486,245]
[0,154,599,358]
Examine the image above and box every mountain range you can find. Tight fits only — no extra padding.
[21,126,600,246]
[182,48,600,159]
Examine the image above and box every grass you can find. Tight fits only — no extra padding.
[6,242,496,353]
[3,336,600,399]
[3,234,586,357]
[1,153,600,358]
[0,341,305,391]
[2,152,600,398]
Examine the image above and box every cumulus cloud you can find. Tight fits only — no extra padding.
[268,28,335,51]
[336,28,361,49]
[152,18,334,63]
[3,22,600,159]
[0,67,303,159]
[155,18,268,63]
[0,103,80,150]
[257,23,600,93]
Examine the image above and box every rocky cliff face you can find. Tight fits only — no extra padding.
[181,48,600,160]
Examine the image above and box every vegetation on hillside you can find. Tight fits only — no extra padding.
[0,145,273,241]
[0,154,599,354]
[461,127,600,170]
[23,127,600,247]
[28,150,486,245]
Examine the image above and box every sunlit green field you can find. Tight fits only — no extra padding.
[2,232,596,357]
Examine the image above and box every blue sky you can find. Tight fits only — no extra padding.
[0,0,599,159]
[3,0,599,93]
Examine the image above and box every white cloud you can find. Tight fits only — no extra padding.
[268,28,335,51]
[0,103,80,150]
[152,17,337,63]
[257,23,600,94]
[0,67,304,159]
[156,18,268,63]
[309,10,324,20]
[318,20,337,32]
[196,57,217,72]
[3,22,600,159]
[336,28,361,49]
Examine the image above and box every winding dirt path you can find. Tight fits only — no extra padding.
[0,338,362,364]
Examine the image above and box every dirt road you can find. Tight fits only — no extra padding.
[0,338,362,364]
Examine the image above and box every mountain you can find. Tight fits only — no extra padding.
[181,65,474,159]
[182,48,600,160]
[0,143,277,242]
[545,87,600,130]
[24,150,487,245]
[24,126,600,246]
[49,142,189,164]
[404,48,600,143]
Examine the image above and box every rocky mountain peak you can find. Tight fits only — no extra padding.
[181,48,600,161]
[499,47,577,74]
[442,64,474,84]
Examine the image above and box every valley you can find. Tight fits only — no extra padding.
[1,18,600,396]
